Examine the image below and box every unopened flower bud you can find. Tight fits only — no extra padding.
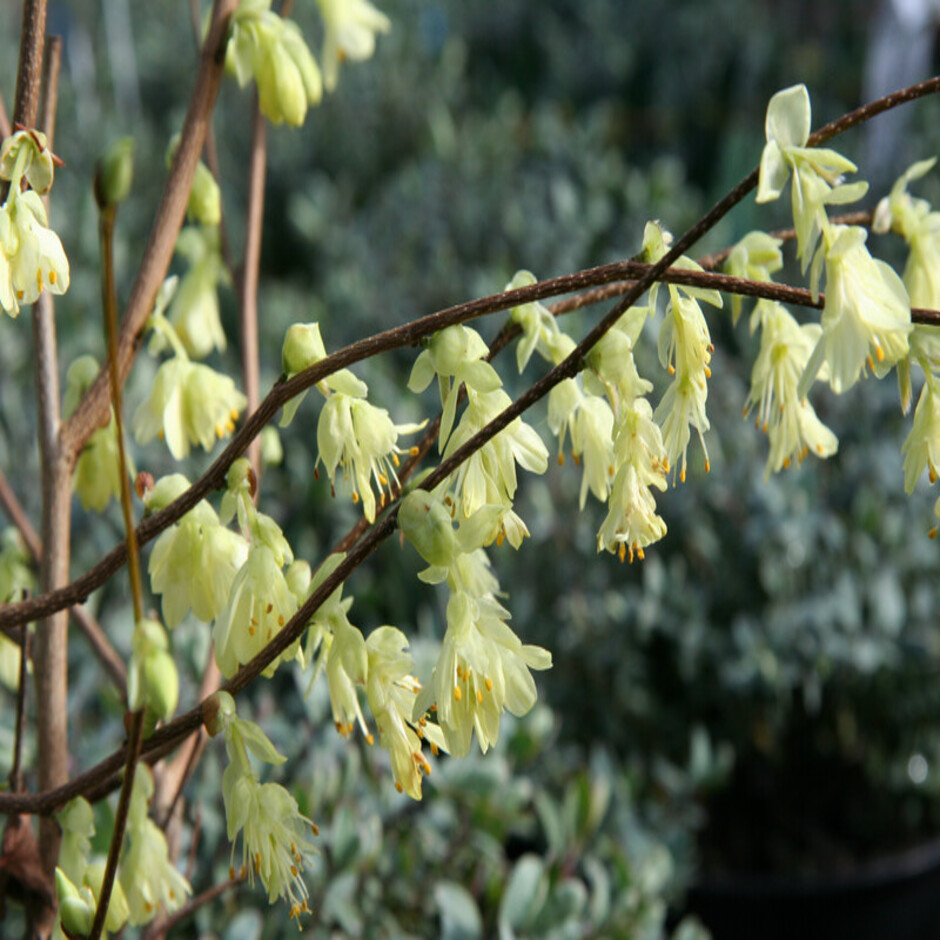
[94,137,135,209]
[398,491,459,568]
[282,322,327,376]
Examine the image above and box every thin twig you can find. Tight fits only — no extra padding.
[85,186,151,940]
[11,0,46,127]
[99,203,144,622]
[239,95,266,486]
[87,710,144,940]
[0,471,42,559]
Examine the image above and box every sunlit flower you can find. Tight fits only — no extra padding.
[132,356,247,459]
[227,1,323,127]
[756,84,868,273]
[799,225,911,396]
[0,190,69,317]
[745,302,837,476]
[213,544,299,679]
[724,231,784,324]
[147,475,248,627]
[443,386,548,521]
[547,379,615,507]
[317,386,425,522]
[119,767,191,926]
[417,590,551,757]
[597,398,669,560]
[902,376,940,493]
[366,626,447,799]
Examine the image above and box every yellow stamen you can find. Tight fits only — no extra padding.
[618,542,626,563]
[485,677,493,691]
[49,269,57,285]
[454,685,462,701]
[558,453,565,466]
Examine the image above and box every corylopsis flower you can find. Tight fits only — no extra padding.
[756,84,867,274]
[745,302,837,476]
[799,225,911,397]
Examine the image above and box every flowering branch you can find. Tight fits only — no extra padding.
[4,254,940,634]
[2,74,940,828]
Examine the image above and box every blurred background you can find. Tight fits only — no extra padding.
[3,0,940,936]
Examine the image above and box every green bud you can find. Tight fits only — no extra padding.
[0,128,55,194]
[83,859,130,932]
[398,491,459,568]
[203,689,236,737]
[56,868,93,937]
[63,356,101,419]
[142,473,190,514]
[282,322,326,376]
[94,137,135,209]
[142,648,179,721]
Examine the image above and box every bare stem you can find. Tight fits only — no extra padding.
[11,0,46,128]
[87,710,144,940]
[99,204,144,622]
[239,95,266,486]
[30,35,68,921]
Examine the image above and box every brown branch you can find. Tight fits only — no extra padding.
[60,0,238,465]
[239,96,266,486]
[11,0,46,129]
[30,35,68,912]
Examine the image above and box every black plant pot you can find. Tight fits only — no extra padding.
[686,836,940,940]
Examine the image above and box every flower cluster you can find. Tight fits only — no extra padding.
[206,691,318,921]
[756,83,868,275]
[133,308,247,460]
[400,490,552,757]
[119,767,192,925]
[411,323,548,547]
[54,781,188,939]
[727,233,838,476]
[227,0,323,127]
[146,473,248,628]
[0,129,69,317]
[212,460,303,678]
